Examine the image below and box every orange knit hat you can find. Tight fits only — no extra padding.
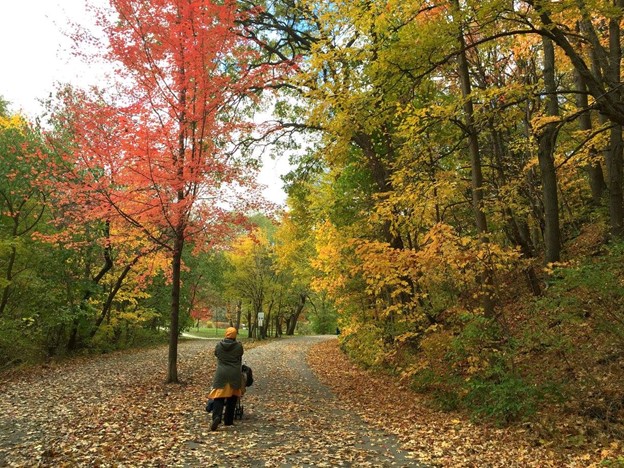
[225,327,237,339]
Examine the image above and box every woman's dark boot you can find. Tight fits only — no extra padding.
[210,398,225,431]
[210,415,221,431]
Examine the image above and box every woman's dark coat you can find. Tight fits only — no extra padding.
[212,338,244,390]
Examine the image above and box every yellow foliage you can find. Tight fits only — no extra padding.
[530,115,561,132]
[311,220,352,298]
[274,213,315,286]
[350,223,521,323]
[0,113,28,132]
[417,327,455,372]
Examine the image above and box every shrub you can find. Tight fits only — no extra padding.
[464,367,542,425]
[340,322,386,368]
[0,317,42,368]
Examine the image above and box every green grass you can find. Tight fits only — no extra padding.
[183,326,226,338]
[183,326,252,338]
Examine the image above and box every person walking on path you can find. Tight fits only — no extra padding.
[207,327,244,431]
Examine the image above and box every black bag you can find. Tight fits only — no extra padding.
[242,364,253,387]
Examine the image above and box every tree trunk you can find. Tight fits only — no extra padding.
[286,293,307,335]
[261,310,270,339]
[575,68,606,205]
[0,216,18,317]
[167,235,183,384]
[68,221,114,351]
[0,197,45,317]
[531,0,624,235]
[607,125,624,236]
[168,61,187,383]
[454,7,495,318]
[538,35,561,263]
[235,300,242,330]
[275,315,283,337]
[352,132,404,250]
[606,12,624,237]
[490,122,541,296]
[245,309,251,338]
[530,1,624,126]
[90,255,141,338]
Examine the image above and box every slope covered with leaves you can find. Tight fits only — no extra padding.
[308,338,623,467]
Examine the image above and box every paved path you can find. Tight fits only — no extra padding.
[183,335,419,467]
[0,336,421,467]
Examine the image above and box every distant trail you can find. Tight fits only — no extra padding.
[0,336,422,467]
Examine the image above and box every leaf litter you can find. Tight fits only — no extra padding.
[307,339,624,467]
[1,337,414,467]
[1,336,620,467]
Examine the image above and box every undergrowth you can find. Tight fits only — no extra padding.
[341,233,624,451]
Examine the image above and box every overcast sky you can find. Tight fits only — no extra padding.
[0,1,94,117]
[0,0,291,205]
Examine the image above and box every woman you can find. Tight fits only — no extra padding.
[208,327,244,431]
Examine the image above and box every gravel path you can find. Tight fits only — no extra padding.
[0,336,421,467]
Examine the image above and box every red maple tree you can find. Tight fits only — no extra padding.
[56,0,282,382]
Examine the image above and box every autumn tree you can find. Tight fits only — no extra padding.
[0,100,135,363]
[0,110,48,317]
[523,0,624,237]
[224,227,275,339]
[59,0,278,382]
[274,213,313,334]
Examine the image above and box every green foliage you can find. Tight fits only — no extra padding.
[294,321,315,335]
[599,456,624,467]
[143,272,172,328]
[340,323,386,369]
[181,326,226,338]
[464,365,543,426]
[405,314,565,425]
[0,317,43,367]
[410,369,463,412]
[450,315,504,359]
[535,242,624,345]
[90,319,166,353]
[0,96,8,115]
[308,303,338,334]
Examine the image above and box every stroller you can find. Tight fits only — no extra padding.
[206,363,254,420]
[236,364,254,419]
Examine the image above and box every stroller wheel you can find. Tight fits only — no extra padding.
[235,398,244,420]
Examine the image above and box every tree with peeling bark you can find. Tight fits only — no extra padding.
[59,0,278,383]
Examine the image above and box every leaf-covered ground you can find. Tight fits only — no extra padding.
[307,339,624,467]
[0,336,418,467]
[1,336,621,467]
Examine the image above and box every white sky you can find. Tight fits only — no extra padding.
[0,0,292,205]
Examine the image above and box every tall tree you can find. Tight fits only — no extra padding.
[0,111,48,317]
[526,0,624,236]
[537,35,561,263]
[225,228,274,339]
[61,0,275,382]
[452,0,495,316]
